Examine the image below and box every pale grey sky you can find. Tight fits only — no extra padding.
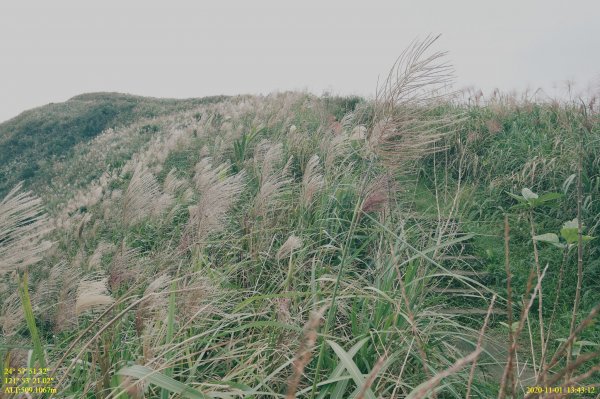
[1,0,599,122]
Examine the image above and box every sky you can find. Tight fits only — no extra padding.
[0,0,599,122]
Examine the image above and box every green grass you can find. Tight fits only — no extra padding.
[1,89,598,398]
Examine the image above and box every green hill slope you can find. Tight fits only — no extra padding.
[0,92,226,197]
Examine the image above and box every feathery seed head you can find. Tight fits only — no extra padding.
[0,183,53,275]
[277,235,303,260]
[301,155,324,207]
[75,277,114,315]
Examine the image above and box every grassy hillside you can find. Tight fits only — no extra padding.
[0,92,227,197]
[0,47,599,398]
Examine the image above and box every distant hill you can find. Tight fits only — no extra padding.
[0,92,226,196]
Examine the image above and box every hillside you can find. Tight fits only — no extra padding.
[0,54,599,397]
[0,92,227,197]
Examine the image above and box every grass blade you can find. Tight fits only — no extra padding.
[118,365,213,399]
[326,340,376,399]
[18,271,46,368]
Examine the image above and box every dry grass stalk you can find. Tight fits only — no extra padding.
[567,132,585,378]
[544,351,600,388]
[503,215,516,395]
[537,303,600,384]
[301,155,324,207]
[285,306,326,399]
[466,295,496,398]
[406,348,482,399]
[356,355,386,399]
[499,265,548,398]
[369,35,462,167]
[0,182,53,275]
[528,210,546,371]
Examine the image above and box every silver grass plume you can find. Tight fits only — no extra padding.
[177,273,220,322]
[39,261,81,333]
[123,163,173,226]
[87,241,116,270]
[75,276,114,315]
[253,142,293,217]
[184,158,246,249]
[301,155,324,207]
[0,291,23,336]
[0,183,53,275]
[320,130,350,171]
[361,174,396,214]
[108,244,141,291]
[368,35,462,167]
[193,157,229,193]
[33,260,72,306]
[164,168,188,194]
[277,235,303,260]
[136,274,171,335]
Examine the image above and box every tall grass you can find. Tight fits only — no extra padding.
[0,39,598,398]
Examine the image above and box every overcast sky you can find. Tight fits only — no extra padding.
[1,0,599,122]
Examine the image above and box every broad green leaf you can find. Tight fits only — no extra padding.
[574,340,598,347]
[561,219,580,244]
[532,233,565,248]
[563,219,578,230]
[536,192,563,203]
[533,233,560,244]
[117,365,213,399]
[521,188,538,201]
[559,219,595,244]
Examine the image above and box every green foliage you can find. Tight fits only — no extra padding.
[1,91,599,398]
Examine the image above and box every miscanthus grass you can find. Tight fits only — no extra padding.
[0,37,598,398]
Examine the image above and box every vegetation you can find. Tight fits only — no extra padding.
[0,92,227,198]
[0,39,598,398]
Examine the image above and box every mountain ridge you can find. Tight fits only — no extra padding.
[0,92,228,197]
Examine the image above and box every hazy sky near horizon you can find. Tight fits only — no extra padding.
[1,1,599,122]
